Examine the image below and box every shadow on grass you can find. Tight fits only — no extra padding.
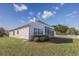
[49,37,73,44]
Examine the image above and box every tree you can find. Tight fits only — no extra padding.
[66,28,78,35]
[52,24,79,35]
[0,27,7,37]
[52,24,68,34]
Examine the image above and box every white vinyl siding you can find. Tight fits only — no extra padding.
[9,27,30,40]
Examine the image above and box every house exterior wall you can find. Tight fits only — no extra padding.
[29,21,46,36]
[9,27,30,40]
[29,21,54,39]
[9,20,54,40]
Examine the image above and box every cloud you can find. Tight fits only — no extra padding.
[55,6,59,10]
[13,4,28,12]
[66,11,78,17]
[37,12,41,16]
[37,12,41,19]
[53,11,56,14]
[53,3,64,14]
[42,10,53,19]
[29,12,34,16]
[60,3,64,6]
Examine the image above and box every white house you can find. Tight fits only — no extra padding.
[9,18,54,40]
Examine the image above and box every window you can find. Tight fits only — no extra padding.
[51,31,54,35]
[45,27,51,36]
[17,30,19,35]
[39,29,43,35]
[34,28,43,35]
[45,27,49,35]
[34,28,38,35]
[13,31,15,35]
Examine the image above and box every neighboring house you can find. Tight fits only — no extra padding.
[9,18,54,40]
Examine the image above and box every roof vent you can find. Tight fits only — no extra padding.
[30,17,37,22]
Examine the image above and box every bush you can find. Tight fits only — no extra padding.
[0,27,8,37]
[33,37,40,42]
[0,28,5,37]
[32,35,49,42]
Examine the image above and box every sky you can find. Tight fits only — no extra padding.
[0,3,79,30]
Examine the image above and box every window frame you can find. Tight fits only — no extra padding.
[13,31,15,35]
[34,28,43,35]
[17,30,19,35]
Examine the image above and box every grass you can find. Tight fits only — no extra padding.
[0,37,79,56]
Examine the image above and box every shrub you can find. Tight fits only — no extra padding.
[0,27,8,37]
[32,35,49,42]
[33,37,40,42]
[41,35,49,41]
[0,28,5,37]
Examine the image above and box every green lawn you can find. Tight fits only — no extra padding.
[0,37,79,56]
